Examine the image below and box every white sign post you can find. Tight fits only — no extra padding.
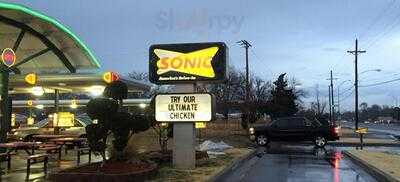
[172,84,195,169]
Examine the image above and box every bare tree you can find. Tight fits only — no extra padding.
[311,84,326,115]
[251,76,271,102]
[127,71,171,98]
[207,67,243,118]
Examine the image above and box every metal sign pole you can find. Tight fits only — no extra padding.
[0,71,9,144]
[172,84,196,169]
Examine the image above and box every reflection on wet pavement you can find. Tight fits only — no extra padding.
[221,143,380,182]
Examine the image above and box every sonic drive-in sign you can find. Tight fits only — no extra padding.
[149,42,227,84]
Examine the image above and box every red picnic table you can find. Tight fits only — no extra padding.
[49,137,87,153]
[32,134,76,142]
[49,137,86,145]
[0,142,42,155]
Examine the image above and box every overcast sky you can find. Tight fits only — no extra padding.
[4,0,400,111]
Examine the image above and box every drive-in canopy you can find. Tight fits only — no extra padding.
[0,2,100,74]
[9,73,151,94]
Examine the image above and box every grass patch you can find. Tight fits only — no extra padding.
[348,150,400,181]
[149,148,252,182]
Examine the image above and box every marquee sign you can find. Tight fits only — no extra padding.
[155,93,214,122]
[149,42,227,84]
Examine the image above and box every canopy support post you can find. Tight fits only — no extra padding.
[13,30,25,52]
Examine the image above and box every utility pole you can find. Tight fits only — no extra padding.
[330,70,336,122]
[327,72,338,122]
[315,84,321,114]
[347,39,366,130]
[237,40,252,127]
[329,86,332,122]
[337,87,340,120]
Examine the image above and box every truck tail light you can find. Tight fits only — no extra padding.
[333,126,341,136]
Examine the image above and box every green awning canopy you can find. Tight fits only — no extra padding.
[0,2,100,74]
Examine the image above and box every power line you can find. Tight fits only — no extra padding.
[250,49,274,77]
[340,85,354,95]
[359,0,398,41]
[364,1,400,49]
[359,77,400,87]
[331,0,398,71]
[339,89,355,103]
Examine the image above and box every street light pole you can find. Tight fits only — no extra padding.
[347,39,366,130]
[337,80,351,121]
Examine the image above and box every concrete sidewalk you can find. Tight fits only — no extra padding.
[0,149,98,182]
[331,127,400,147]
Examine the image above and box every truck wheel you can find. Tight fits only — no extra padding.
[256,134,268,146]
[314,136,327,148]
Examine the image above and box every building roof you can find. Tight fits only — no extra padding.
[9,73,152,94]
[0,2,100,74]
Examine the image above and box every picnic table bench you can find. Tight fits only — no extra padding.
[0,152,16,170]
[26,154,48,179]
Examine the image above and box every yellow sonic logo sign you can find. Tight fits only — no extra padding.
[154,47,219,78]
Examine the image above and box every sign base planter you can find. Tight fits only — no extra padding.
[50,161,158,182]
[147,150,209,164]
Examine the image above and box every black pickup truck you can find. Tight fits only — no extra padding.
[249,117,340,147]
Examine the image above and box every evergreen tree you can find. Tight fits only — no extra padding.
[269,73,298,118]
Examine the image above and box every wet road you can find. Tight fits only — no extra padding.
[219,144,377,182]
[342,122,400,137]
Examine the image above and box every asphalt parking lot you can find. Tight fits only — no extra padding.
[219,144,379,182]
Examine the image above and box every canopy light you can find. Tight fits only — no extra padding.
[27,100,33,107]
[31,86,44,96]
[103,71,119,84]
[139,103,147,109]
[35,104,44,109]
[88,85,105,96]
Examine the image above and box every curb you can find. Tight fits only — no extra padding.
[330,142,400,147]
[209,148,257,182]
[281,141,400,147]
[343,151,399,182]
